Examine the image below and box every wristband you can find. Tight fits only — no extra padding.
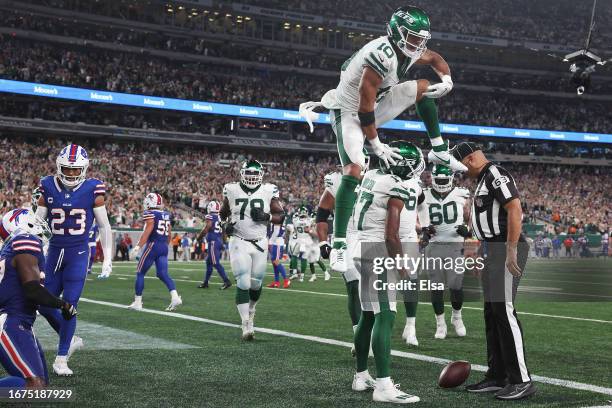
[358,111,375,127]
[319,241,330,248]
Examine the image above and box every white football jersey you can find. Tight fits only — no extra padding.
[323,171,358,233]
[355,169,420,242]
[398,177,425,242]
[223,182,279,240]
[423,187,470,243]
[335,36,416,111]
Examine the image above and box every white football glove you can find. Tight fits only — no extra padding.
[423,75,453,99]
[98,259,112,280]
[298,101,323,133]
[130,245,141,260]
[369,137,402,168]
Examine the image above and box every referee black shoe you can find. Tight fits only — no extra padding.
[495,381,537,400]
[465,378,506,393]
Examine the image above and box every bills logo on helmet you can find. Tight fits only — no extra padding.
[1,208,30,240]
[207,200,221,213]
[144,193,164,210]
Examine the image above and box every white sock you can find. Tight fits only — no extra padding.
[376,377,392,388]
[170,290,179,301]
[237,303,250,322]
[406,317,416,327]
[436,313,446,325]
[134,295,142,302]
[353,324,358,334]
[248,300,257,314]
[55,355,67,363]
[452,309,462,320]
[430,136,444,147]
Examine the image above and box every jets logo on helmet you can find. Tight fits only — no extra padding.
[387,6,431,60]
[207,200,221,213]
[385,141,425,180]
[240,160,264,189]
[431,164,454,193]
[56,144,89,187]
[144,193,163,210]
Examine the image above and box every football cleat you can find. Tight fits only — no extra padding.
[67,336,84,359]
[220,281,232,290]
[324,271,331,281]
[298,273,304,283]
[267,281,280,288]
[53,356,73,376]
[165,296,182,311]
[289,272,298,280]
[451,316,466,337]
[373,379,420,404]
[128,299,143,311]
[198,282,209,288]
[282,279,291,288]
[352,371,376,392]
[434,322,447,339]
[309,274,317,282]
[402,324,419,346]
[329,244,348,273]
[427,147,467,173]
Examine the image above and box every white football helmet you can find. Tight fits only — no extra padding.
[431,164,454,193]
[56,144,89,187]
[144,193,163,210]
[240,160,264,189]
[207,200,220,213]
[1,208,31,240]
[13,212,52,244]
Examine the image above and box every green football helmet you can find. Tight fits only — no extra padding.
[386,141,425,180]
[387,6,431,60]
[240,159,264,188]
[431,164,454,193]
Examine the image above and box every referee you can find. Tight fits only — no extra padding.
[452,142,536,401]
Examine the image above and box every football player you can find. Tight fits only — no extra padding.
[197,200,232,290]
[287,207,310,282]
[422,164,471,339]
[300,6,466,274]
[86,223,98,275]
[220,160,284,340]
[351,141,425,403]
[304,212,330,282]
[35,144,113,376]
[128,193,182,311]
[1,209,32,244]
[267,220,290,288]
[0,213,77,389]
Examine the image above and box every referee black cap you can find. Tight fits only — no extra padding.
[451,142,482,161]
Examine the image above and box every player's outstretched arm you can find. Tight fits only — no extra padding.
[34,196,48,220]
[14,253,77,319]
[93,195,113,278]
[416,50,453,99]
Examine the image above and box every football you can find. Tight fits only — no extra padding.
[438,361,471,388]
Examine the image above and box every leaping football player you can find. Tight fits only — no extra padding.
[128,193,182,311]
[220,160,284,340]
[197,200,232,290]
[35,144,113,376]
[422,164,470,339]
[300,6,466,273]
[0,213,77,389]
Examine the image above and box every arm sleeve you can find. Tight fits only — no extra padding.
[34,205,48,222]
[93,206,113,263]
[23,281,63,309]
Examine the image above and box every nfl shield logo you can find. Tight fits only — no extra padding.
[65,193,71,199]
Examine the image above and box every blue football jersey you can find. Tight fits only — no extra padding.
[39,176,105,248]
[205,213,222,242]
[0,233,45,324]
[143,210,171,244]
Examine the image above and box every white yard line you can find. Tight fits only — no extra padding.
[106,273,612,325]
[80,297,612,397]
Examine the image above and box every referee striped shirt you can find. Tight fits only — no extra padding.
[470,162,520,241]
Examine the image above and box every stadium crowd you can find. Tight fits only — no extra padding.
[0,135,608,234]
[2,38,612,133]
[17,0,612,48]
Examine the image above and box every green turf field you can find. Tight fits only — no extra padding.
[25,258,612,407]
